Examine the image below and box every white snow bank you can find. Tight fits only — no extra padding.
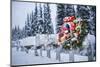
[15,34,58,46]
[19,36,35,46]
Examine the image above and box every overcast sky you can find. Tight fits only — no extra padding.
[12,1,57,33]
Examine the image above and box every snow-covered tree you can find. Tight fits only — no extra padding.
[36,3,43,34]
[43,4,54,34]
[31,3,38,36]
[56,4,65,33]
[12,26,22,40]
[64,4,75,16]
[25,14,32,36]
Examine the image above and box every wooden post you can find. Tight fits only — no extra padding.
[20,46,24,51]
[56,45,62,61]
[69,47,74,62]
[34,48,38,56]
[69,31,75,62]
[16,40,20,51]
[47,48,51,58]
[40,47,42,56]
[25,48,29,53]
[46,46,51,58]
[87,44,93,61]
[34,34,39,56]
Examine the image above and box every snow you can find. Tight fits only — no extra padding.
[16,34,58,47]
[19,37,35,46]
[11,47,59,65]
[12,47,88,65]
[11,35,89,65]
[80,33,96,56]
[87,33,95,45]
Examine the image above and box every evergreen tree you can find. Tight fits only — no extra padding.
[39,3,44,34]
[25,13,32,36]
[64,4,75,16]
[12,26,22,40]
[17,26,21,39]
[21,27,26,38]
[12,26,17,41]
[56,4,65,33]
[37,3,43,34]
[43,4,54,34]
[31,3,38,35]
[87,6,96,35]
[77,5,90,19]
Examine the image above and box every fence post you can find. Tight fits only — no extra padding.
[46,45,51,58]
[87,44,93,61]
[69,47,74,62]
[56,45,62,61]
[16,40,20,51]
[34,48,38,56]
[40,47,42,56]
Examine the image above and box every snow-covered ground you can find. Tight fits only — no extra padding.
[11,47,59,65]
[11,47,88,65]
[11,35,90,65]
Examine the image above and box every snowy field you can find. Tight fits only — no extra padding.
[11,33,97,65]
[11,47,88,65]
